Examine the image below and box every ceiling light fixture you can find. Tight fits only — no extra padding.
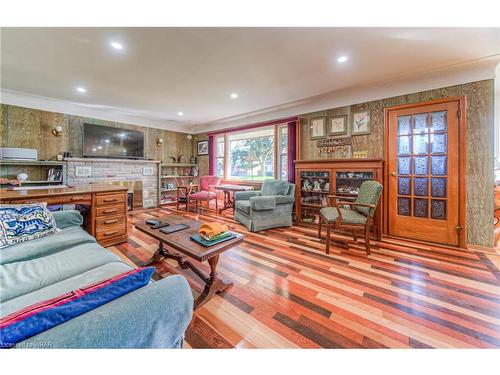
[111,41,123,50]
[177,112,184,116]
[337,55,348,63]
[230,93,239,99]
[76,87,87,93]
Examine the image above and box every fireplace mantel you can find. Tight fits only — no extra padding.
[65,157,161,164]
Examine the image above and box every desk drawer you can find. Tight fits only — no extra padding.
[96,193,126,206]
[96,215,126,229]
[95,203,126,217]
[96,224,127,241]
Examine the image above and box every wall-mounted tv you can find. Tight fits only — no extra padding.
[83,124,145,159]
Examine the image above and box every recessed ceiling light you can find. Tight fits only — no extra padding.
[76,87,87,93]
[337,55,348,63]
[111,41,123,50]
[177,112,184,116]
[230,93,239,99]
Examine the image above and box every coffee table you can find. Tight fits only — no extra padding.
[135,213,245,309]
[216,184,254,214]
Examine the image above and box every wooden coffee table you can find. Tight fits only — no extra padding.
[135,213,245,309]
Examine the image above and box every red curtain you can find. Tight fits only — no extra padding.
[208,135,215,176]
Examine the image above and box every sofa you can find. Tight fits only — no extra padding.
[234,179,295,232]
[0,210,193,348]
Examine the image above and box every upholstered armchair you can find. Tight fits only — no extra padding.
[188,176,221,212]
[234,179,295,232]
[318,180,383,255]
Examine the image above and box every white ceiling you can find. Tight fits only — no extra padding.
[1,27,500,133]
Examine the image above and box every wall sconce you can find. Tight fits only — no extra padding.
[156,138,164,146]
[186,134,193,140]
[52,125,63,137]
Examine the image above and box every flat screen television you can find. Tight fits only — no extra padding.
[83,124,145,159]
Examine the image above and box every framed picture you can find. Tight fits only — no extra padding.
[197,140,209,155]
[309,116,327,140]
[328,115,348,136]
[351,110,370,135]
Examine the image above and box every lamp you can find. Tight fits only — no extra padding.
[187,134,193,140]
[52,125,63,137]
[156,138,164,146]
[246,150,258,181]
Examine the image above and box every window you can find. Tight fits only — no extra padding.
[214,124,288,182]
[215,135,224,178]
[278,124,288,181]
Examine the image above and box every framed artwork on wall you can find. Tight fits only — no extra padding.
[309,116,327,140]
[197,140,209,155]
[328,115,348,136]
[351,110,371,136]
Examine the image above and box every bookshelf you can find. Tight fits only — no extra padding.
[159,163,199,205]
[0,160,67,187]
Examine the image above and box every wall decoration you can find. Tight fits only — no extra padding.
[328,115,348,136]
[142,167,154,176]
[197,141,209,156]
[309,116,327,140]
[75,166,91,177]
[317,137,352,158]
[351,110,371,136]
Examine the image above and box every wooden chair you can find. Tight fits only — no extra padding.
[318,180,383,255]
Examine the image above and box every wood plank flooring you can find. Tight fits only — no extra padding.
[110,206,500,349]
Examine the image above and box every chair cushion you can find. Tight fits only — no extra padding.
[0,203,59,249]
[235,200,251,215]
[320,207,367,225]
[354,181,383,217]
[261,180,289,196]
[250,196,276,211]
[189,191,216,201]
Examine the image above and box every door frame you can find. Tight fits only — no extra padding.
[383,96,467,248]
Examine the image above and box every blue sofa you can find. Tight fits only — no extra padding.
[234,179,295,232]
[0,210,193,348]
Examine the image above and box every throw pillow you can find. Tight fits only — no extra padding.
[0,203,59,249]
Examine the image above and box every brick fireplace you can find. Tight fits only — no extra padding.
[65,158,160,208]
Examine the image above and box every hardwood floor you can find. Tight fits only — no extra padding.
[109,205,500,349]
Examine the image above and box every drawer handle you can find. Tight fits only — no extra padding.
[71,196,86,201]
[103,198,119,203]
[103,231,118,237]
[103,219,119,225]
[103,208,118,214]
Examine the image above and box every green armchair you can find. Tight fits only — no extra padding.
[234,179,295,232]
[318,180,383,255]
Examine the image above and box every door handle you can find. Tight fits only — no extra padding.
[390,172,397,177]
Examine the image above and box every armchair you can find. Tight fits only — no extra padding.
[318,180,382,255]
[234,179,295,232]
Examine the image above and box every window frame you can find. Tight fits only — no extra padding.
[215,123,288,183]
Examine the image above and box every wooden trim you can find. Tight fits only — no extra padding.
[206,116,299,136]
[383,96,467,248]
[295,158,383,165]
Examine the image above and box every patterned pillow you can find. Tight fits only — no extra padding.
[0,203,60,249]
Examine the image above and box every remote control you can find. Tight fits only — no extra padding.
[152,222,170,229]
[160,224,189,234]
[146,219,160,225]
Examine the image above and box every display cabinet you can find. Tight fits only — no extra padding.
[294,159,384,239]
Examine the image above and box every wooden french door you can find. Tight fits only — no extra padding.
[385,98,466,247]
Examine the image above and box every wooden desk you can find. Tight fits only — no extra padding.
[0,184,129,247]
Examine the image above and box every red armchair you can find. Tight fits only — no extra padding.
[188,176,221,212]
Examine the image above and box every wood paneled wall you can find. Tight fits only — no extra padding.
[298,80,495,247]
[0,104,194,163]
